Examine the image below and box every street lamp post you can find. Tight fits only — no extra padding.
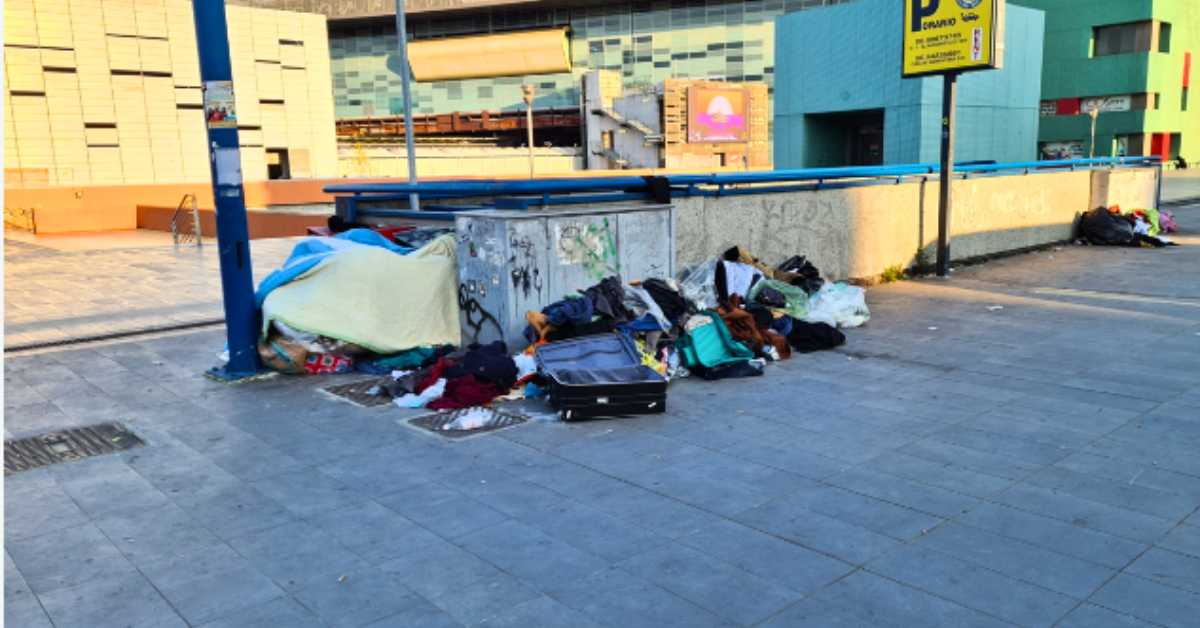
[522,84,536,178]
[1089,106,1100,159]
[395,0,419,210]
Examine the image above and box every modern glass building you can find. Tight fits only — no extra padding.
[235,0,851,119]
[1014,0,1198,163]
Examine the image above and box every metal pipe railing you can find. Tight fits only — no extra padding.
[324,156,1162,220]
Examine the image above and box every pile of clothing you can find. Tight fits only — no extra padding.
[1079,205,1177,248]
[255,226,462,375]
[515,246,871,386]
[666,246,867,380]
[374,341,538,410]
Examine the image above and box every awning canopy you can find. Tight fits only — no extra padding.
[407,27,571,82]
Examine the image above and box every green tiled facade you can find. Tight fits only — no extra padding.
[329,0,850,118]
[1013,0,1199,162]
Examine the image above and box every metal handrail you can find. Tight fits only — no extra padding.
[170,193,202,246]
[324,156,1158,197]
[324,156,1162,220]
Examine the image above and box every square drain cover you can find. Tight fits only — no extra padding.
[407,408,528,439]
[5,422,145,475]
[321,379,393,408]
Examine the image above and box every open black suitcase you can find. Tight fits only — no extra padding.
[534,334,668,421]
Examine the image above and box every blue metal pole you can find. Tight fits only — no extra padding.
[192,0,259,379]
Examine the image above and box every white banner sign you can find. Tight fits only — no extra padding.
[1082,95,1132,113]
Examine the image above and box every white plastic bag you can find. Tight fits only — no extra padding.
[804,282,870,328]
[442,407,495,431]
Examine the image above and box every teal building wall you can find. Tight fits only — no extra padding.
[329,0,854,119]
[773,0,1045,167]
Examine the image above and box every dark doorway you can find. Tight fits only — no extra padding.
[266,148,290,180]
[803,109,885,167]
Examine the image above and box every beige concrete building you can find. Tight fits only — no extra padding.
[3,0,337,188]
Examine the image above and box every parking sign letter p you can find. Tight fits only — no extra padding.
[911,0,939,32]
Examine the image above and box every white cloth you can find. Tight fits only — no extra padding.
[721,261,763,299]
[394,378,446,409]
[512,354,538,381]
[624,284,672,330]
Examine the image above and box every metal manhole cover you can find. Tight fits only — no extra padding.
[321,379,393,408]
[5,422,145,475]
[407,408,528,440]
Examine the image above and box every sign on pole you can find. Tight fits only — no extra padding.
[902,0,1005,277]
[192,0,259,378]
[903,0,1004,78]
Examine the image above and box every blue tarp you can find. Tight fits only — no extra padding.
[255,229,412,306]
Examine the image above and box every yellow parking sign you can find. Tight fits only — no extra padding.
[902,0,1004,77]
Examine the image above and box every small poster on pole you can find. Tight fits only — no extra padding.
[203,80,237,128]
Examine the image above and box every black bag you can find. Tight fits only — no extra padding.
[787,321,846,353]
[755,286,788,308]
[777,255,825,294]
[1079,207,1135,246]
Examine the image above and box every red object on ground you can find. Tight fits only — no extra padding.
[1184,52,1191,88]
[1056,97,1081,116]
[374,225,416,242]
[427,375,503,410]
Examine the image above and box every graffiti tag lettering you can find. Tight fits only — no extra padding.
[458,281,502,343]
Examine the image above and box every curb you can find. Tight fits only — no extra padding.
[5,319,225,353]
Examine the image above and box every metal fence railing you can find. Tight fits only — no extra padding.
[325,156,1162,222]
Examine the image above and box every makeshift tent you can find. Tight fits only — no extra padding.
[261,234,460,353]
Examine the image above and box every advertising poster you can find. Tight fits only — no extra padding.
[902,0,1004,77]
[1081,95,1132,114]
[1039,140,1084,160]
[687,87,749,143]
[203,80,237,129]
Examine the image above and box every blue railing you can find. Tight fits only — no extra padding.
[325,156,1160,222]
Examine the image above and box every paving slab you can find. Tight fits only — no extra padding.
[4,202,1199,626]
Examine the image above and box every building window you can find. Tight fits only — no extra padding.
[1159,22,1172,53]
[1093,21,1153,57]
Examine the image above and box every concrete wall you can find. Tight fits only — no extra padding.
[674,167,1157,281]
[1090,167,1159,211]
[5,177,362,233]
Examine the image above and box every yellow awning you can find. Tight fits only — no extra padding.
[408,28,571,82]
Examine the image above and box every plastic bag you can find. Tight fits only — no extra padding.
[803,282,870,329]
[748,279,810,319]
[1160,210,1178,233]
[677,260,719,311]
[1079,207,1135,245]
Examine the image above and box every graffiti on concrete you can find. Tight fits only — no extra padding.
[557,218,620,280]
[458,280,501,342]
[508,235,543,300]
